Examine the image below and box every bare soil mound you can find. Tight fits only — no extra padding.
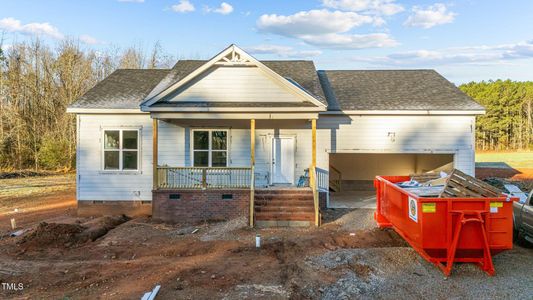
[19,215,130,249]
[20,222,86,248]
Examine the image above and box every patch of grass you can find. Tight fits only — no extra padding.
[475,152,533,169]
[0,174,76,201]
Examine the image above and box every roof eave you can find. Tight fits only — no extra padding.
[140,105,326,113]
[320,109,486,115]
[66,107,146,114]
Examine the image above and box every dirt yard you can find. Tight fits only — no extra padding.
[0,173,532,299]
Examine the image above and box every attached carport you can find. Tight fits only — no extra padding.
[328,152,454,208]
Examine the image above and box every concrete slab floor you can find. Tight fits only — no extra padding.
[329,190,376,209]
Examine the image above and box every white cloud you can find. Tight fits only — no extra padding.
[404,3,456,29]
[172,0,195,13]
[117,0,145,2]
[245,44,322,58]
[215,2,234,15]
[258,10,374,37]
[0,17,64,40]
[300,32,397,49]
[205,2,234,15]
[351,40,533,66]
[322,0,404,16]
[79,35,102,45]
[257,10,396,49]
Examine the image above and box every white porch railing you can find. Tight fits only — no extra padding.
[309,166,330,226]
[157,167,253,189]
[315,167,329,192]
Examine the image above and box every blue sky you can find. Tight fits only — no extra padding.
[1,0,532,83]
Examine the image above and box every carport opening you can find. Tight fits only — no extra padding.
[328,153,454,208]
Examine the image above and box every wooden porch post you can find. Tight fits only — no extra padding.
[251,119,256,166]
[311,118,319,226]
[153,118,158,190]
[250,119,256,227]
[311,119,316,168]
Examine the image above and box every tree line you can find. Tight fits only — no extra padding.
[0,38,175,171]
[459,80,533,151]
[0,39,531,171]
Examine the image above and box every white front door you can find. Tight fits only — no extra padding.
[271,137,295,184]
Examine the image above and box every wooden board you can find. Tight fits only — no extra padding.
[439,169,502,198]
[410,173,441,183]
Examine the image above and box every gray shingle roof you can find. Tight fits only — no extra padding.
[319,70,484,111]
[262,60,326,104]
[69,69,170,109]
[69,62,483,112]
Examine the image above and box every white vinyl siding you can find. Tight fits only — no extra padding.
[75,114,476,202]
[318,115,476,175]
[77,114,153,201]
[167,66,305,103]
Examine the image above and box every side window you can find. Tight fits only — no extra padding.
[104,130,120,170]
[103,129,139,171]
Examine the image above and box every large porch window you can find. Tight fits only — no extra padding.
[102,129,140,171]
[192,129,228,167]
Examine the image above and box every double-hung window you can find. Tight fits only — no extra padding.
[103,129,139,171]
[192,129,228,167]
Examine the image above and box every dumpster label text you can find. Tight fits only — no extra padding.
[490,202,503,213]
[409,197,418,222]
[422,203,436,213]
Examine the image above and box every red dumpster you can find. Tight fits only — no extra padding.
[374,176,514,276]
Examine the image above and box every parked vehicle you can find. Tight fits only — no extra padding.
[513,191,533,245]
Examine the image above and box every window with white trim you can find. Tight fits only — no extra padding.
[103,129,139,171]
[192,129,228,167]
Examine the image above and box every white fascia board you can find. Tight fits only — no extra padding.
[66,108,146,114]
[320,110,486,116]
[151,112,319,120]
[140,105,324,113]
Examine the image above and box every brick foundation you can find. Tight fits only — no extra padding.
[152,189,250,224]
[77,201,152,217]
[319,192,328,210]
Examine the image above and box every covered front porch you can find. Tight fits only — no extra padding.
[150,116,328,227]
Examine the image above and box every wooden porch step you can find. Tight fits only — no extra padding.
[254,194,312,199]
[254,199,313,205]
[254,206,314,213]
[255,212,315,221]
[254,189,313,195]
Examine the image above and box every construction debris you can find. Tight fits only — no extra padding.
[10,229,25,237]
[439,169,502,198]
[141,285,161,300]
[402,169,503,198]
[503,184,528,203]
[409,173,441,183]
